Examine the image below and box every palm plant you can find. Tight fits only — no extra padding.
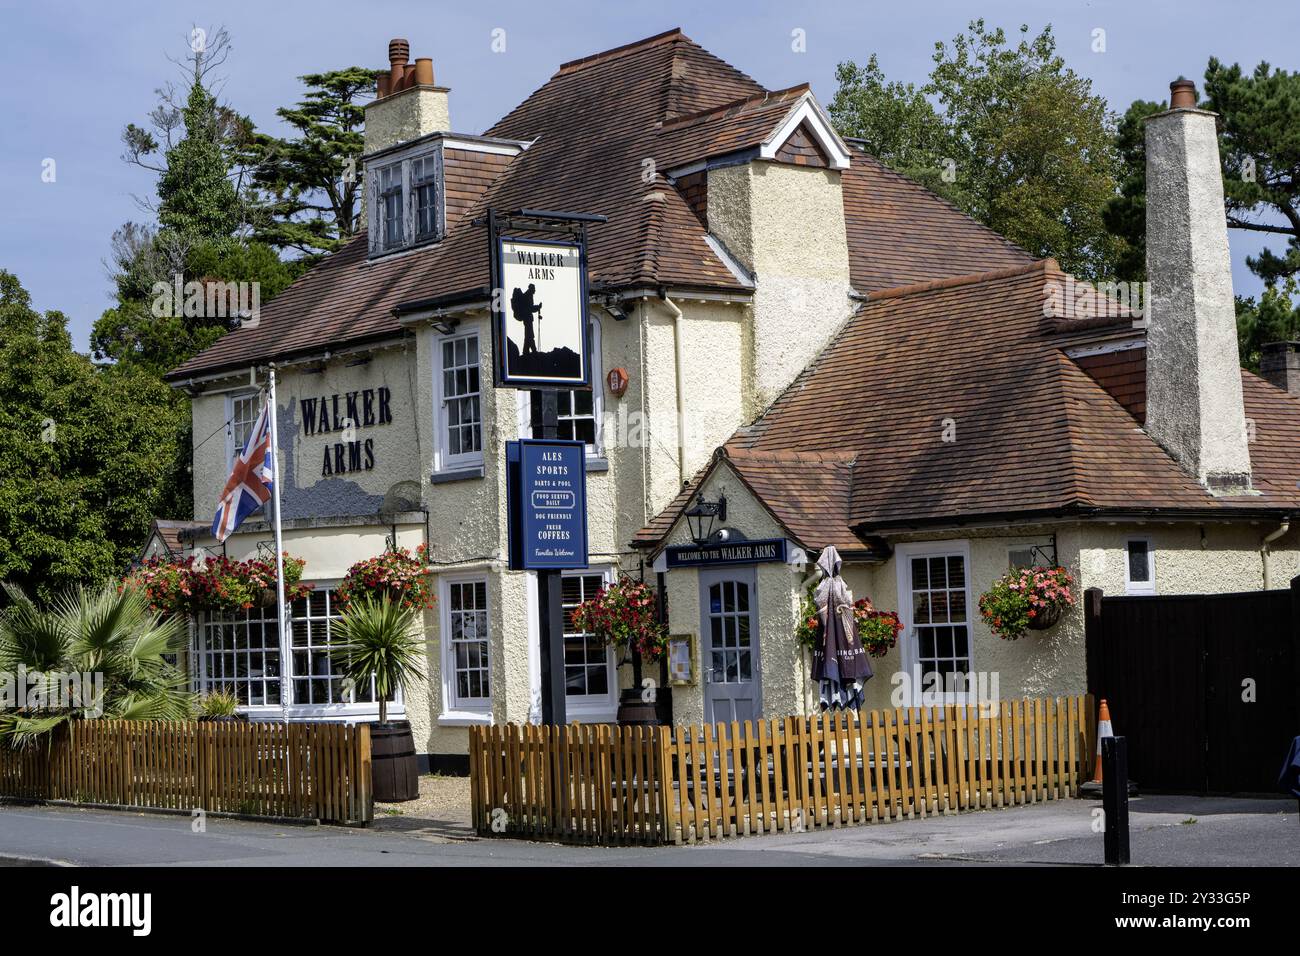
[0,582,193,746]
[333,594,428,724]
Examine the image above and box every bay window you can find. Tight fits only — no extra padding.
[194,586,399,713]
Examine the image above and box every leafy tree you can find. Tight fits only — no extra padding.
[829,55,948,187]
[830,21,1124,279]
[246,67,380,257]
[97,26,303,374]
[1204,59,1300,286]
[0,582,192,745]
[0,272,190,601]
[1102,99,1163,282]
[1237,280,1300,372]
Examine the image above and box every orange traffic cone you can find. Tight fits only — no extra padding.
[1091,699,1114,783]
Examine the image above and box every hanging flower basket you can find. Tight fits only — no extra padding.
[793,587,903,659]
[571,575,667,662]
[336,544,435,612]
[853,599,903,658]
[978,566,1075,641]
[122,553,312,618]
[1026,601,1064,631]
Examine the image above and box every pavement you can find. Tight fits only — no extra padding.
[0,793,1295,866]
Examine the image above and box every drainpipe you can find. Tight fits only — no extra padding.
[658,293,687,487]
[1261,518,1290,590]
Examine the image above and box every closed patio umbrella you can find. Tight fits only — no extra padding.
[812,546,873,711]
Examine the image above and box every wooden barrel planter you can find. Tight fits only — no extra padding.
[616,690,660,726]
[370,720,419,802]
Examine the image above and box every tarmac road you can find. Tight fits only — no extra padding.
[0,794,1294,867]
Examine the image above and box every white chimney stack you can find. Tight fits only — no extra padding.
[1144,77,1252,493]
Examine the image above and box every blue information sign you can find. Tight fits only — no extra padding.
[506,439,589,570]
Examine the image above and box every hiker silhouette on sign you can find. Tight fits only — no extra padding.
[510,284,543,356]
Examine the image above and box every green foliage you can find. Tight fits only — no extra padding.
[1204,59,1300,286]
[334,595,428,724]
[1102,99,1163,282]
[0,582,192,746]
[157,82,248,241]
[196,686,240,718]
[246,67,381,257]
[91,235,304,375]
[0,272,190,601]
[977,566,1075,641]
[1236,281,1300,372]
[829,55,948,183]
[830,20,1123,279]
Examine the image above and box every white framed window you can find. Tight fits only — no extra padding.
[895,541,973,705]
[224,391,261,471]
[434,331,483,471]
[1125,538,1155,595]
[440,576,490,718]
[525,319,604,458]
[368,147,444,256]
[561,568,616,711]
[194,585,400,716]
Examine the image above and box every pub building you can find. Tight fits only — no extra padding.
[164,30,1300,771]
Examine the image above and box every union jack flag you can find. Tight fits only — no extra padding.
[212,397,274,542]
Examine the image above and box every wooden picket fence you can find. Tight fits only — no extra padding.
[472,695,1095,845]
[470,723,666,844]
[0,720,373,824]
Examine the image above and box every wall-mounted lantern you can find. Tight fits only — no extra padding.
[685,493,727,545]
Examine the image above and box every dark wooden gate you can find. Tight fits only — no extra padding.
[1085,581,1300,794]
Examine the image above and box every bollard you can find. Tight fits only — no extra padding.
[1102,735,1130,865]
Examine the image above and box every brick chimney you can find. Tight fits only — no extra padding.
[364,38,450,155]
[1261,342,1300,395]
[1143,78,1253,493]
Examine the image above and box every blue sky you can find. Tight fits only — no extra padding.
[2,0,1297,351]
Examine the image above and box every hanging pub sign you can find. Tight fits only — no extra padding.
[492,234,591,389]
[506,439,589,570]
[664,537,789,569]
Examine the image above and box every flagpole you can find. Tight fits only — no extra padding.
[267,364,291,723]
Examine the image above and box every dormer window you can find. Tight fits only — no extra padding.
[368,144,444,257]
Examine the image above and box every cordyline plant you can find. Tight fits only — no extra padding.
[334,595,429,724]
[336,545,435,612]
[978,566,1076,641]
[571,576,667,662]
[0,582,192,746]
[121,554,311,618]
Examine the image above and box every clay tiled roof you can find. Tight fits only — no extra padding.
[841,151,1032,293]
[654,85,814,171]
[638,259,1300,549]
[169,29,1039,381]
[169,29,764,381]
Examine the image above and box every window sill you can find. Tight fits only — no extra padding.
[585,457,609,473]
[437,711,492,727]
[430,464,485,484]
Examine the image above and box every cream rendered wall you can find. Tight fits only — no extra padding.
[706,161,855,417]
[831,522,1300,716]
[188,345,424,519]
[658,462,806,726]
[660,506,1300,725]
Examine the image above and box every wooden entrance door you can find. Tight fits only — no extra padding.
[700,568,761,725]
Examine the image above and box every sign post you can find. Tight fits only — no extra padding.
[485,207,605,727]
